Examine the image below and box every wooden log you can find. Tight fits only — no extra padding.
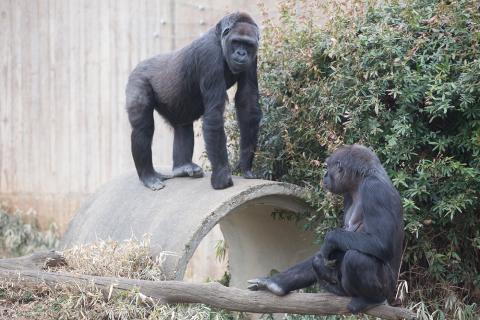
[0,250,66,270]
[0,251,416,320]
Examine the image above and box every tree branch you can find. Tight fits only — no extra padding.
[0,251,416,320]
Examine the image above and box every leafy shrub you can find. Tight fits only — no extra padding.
[0,205,58,257]
[229,0,480,317]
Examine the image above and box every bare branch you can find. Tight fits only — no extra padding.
[0,251,415,320]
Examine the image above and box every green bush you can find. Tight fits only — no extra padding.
[0,205,58,257]
[229,0,480,317]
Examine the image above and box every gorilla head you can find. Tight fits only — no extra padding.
[323,144,387,194]
[218,12,259,74]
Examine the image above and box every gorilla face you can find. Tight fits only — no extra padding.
[221,22,259,74]
[323,147,355,195]
[323,145,376,195]
[323,160,346,194]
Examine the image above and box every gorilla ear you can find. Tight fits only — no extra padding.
[253,27,260,41]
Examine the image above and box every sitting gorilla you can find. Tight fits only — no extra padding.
[248,145,404,313]
[126,12,261,190]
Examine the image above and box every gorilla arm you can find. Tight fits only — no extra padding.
[200,65,233,190]
[234,58,262,178]
[320,230,391,263]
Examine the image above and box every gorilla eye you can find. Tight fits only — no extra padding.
[336,161,343,173]
[222,27,231,37]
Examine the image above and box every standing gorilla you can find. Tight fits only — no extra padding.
[126,12,261,190]
[248,145,404,313]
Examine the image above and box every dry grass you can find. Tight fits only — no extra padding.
[62,236,165,281]
[0,236,244,320]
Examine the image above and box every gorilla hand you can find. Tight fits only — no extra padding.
[243,170,255,179]
[312,253,338,284]
[247,277,287,296]
[211,166,233,190]
[319,237,336,265]
[235,162,256,179]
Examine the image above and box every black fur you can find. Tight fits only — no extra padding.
[248,145,404,314]
[126,12,261,190]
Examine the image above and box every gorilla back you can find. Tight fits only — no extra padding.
[126,12,261,190]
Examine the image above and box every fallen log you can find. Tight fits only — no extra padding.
[0,251,416,320]
[0,250,66,270]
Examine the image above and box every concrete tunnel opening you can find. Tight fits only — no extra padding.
[183,195,319,289]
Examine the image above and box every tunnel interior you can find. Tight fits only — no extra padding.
[184,195,319,289]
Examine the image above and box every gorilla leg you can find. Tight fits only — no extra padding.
[172,123,204,178]
[127,80,170,190]
[248,257,317,296]
[340,250,394,313]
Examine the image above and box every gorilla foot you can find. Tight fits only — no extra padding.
[321,281,347,297]
[347,297,386,314]
[140,172,171,191]
[242,170,256,179]
[247,277,287,296]
[211,167,233,190]
[173,163,204,178]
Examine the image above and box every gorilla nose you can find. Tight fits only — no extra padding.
[234,50,247,64]
[236,49,247,56]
